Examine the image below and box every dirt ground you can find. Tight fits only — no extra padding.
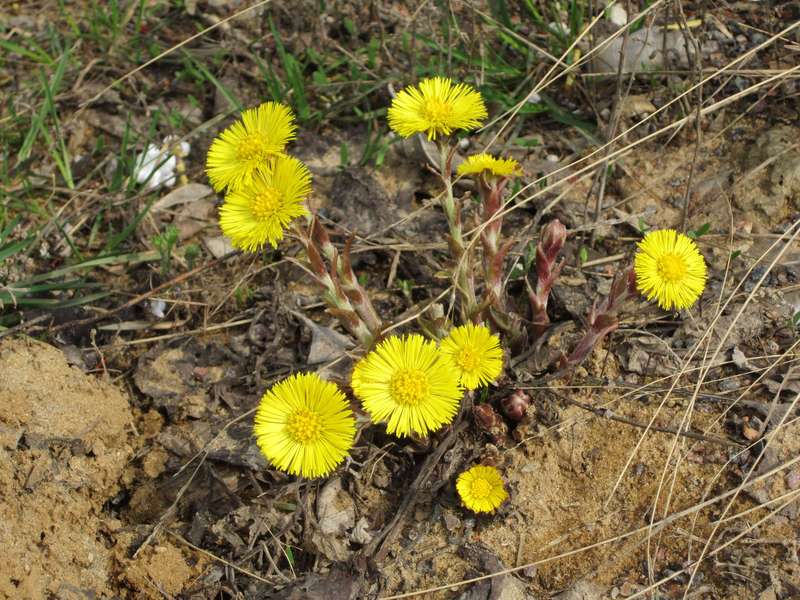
[4,113,800,597]
[2,1,800,599]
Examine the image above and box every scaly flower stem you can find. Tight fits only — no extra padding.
[310,218,383,337]
[293,221,374,348]
[439,140,478,320]
[528,219,566,340]
[557,267,636,371]
[479,178,511,318]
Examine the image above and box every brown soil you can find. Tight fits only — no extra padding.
[0,338,202,599]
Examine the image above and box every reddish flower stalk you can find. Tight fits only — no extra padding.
[558,267,636,371]
[335,236,383,334]
[294,217,378,348]
[528,219,567,340]
[479,178,512,316]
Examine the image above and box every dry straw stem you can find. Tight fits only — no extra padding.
[77,0,274,110]
[509,351,800,453]
[466,19,800,246]
[479,0,668,146]
[628,489,800,599]
[378,453,800,599]
[636,222,800,581]
[683,387,800,591]
[168,530,274,585]
[133,407,257,559]
[451,23,800,312]
[674,340,800,555]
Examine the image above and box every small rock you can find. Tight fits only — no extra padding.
[786,469,800,490]
[443,511,461,532]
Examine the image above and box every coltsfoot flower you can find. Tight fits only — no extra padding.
[351,334,463,437]
[387,77,487,140]
[457,153,521,179]
[219,154,311,252]
[253,372,356,479]
[440,323,504,390]
[206,101,296,192]
[456,465,508,513]
[634,229,707,311]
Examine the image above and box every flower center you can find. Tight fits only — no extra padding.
[422,99,452,127]
[457,348,481,373]
[285,409,323,444]
[390,369,429,406]
[238,134,266,161]
[251,187,282,221]
[470,478,492,499]
[656,253,688,282]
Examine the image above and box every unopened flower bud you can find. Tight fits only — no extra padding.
[501,390,531,422]
[472,403,509,446]
[540,219,567,261]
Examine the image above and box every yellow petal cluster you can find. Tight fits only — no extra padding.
[457,153,521,179]
[253,372,356,479]
[456,465,508,513]
[206,101,296,192]
[351,334,463,437]
[206,102,311,253]
[219,155,311,252]
[440,323,504,390]
[388,77,487,140]
[634,229,707,311]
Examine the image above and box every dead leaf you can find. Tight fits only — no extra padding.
[311,478,355,562]
[203,235,235,258]
[291,311,352,365]
[618,95,657,119]
[732,345,754,371]
[152,183,213,211]
[350,517,374,546]
[266,567,360,600]
[175,198,215,240]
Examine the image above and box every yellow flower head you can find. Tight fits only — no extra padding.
[634,229,707,311]
[351,334,463,437]
[219,155,311,252]
[253,372,356,479]
[440,323,504,390]
[206,102,296,192]
[457,153,522,179]
[388,77,488,140]
[456,465,508,513]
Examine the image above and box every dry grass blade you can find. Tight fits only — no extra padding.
[377,453,800,599]
[77,0,274,110]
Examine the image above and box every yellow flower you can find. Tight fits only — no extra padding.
[440,323,504,390]
[253,372,356,479]
[456,465,508,513]
[457,153,521,179]
[634,229,707,311]
[206,102,296,192]
[351,334,463,437]
[387,77,488,140]
[219,155,311,252]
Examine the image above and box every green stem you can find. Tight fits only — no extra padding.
[438,141,477,320]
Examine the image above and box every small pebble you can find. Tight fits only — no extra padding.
[443,511,461,532]
[545,154,559,163]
